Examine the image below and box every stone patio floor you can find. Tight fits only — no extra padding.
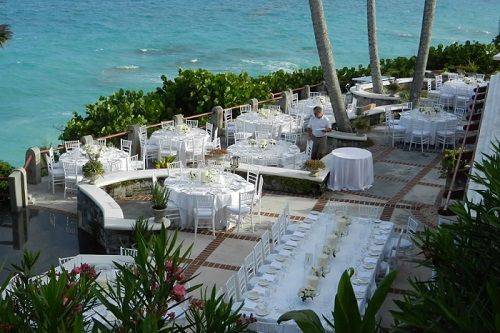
[28,125,445,328]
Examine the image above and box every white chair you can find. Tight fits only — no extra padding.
[185,137,205,167]
[139,136,158,168]
[164,160,183,170]
[253,175,264,222]
[64,140,80,151]
[385,112,406,147]
[129,154,145,170]
[427,79,440,99]
[435,121,456,151]
[185,119,199,128]
[120,247,138,257]
[267,105,281,112]
[261,231,271,258]
[205,122,214,140]
[292,93,299,106]
[193,194,216,238]
[435,75,443,90]
[234,132,249,143]
[246,168,260,188]
[105,159,122,173]
[157,138,178,161]
[161,120,174,129]
[120,139,132,155]
[282,133,299,145]
[226,190,255,232]
[240,104,252,114]
[235,266,248,302]
[243,251,256,284]
[448,73,459,80]
[255,131,272,140]
[58,256,75,267]
[397,216,420,251]
[310,92,322,98]
[270,219,281,249]
[45,154,64,194]
[475,73,485,81]
[224,275,237,302]
[96,138,107,147]
[408,120,430,152]
[224,109,236,145]
[253,241,264,271]
[62,162,82,199]
[139,125,147,138]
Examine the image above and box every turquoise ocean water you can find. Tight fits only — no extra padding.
[0,0,498,165]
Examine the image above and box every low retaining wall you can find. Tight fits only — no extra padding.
[351,78,412,107]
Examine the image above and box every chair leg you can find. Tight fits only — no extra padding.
[194,218,198,241]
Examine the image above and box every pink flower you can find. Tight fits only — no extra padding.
[171,284,186,302]
[165,260,173,272]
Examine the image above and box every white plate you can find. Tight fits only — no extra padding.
[291,235,302,241]
[363,263,376,270]
[275,255,287,262]
[265,266,279,274]
[247,291,261,300]
[255,308,270,317]
[352,278,369,285]
[258,280,270,287]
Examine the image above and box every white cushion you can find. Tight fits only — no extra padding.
[194,208,214,217]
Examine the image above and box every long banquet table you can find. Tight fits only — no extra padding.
[242,212,394,333]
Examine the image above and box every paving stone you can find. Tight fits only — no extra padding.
[390,208,411,227]
[206,237,256,266]
[260,193,317,216]
[324,191,388,204]
[174,232,214,258]
[374,162,422,179]
[189,266,235,298]
[403,184,442,206]
[420,167,446,186]
[385,149,438,165]
[366,178,406,198]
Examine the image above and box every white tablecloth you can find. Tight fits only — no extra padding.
[164,169,254,229]
[59,145,129,172]
[399,109,458,144]
[242,213,394,333]
[236,110,300,135]
[324,148,374,191]
[440,78,483,99]
[227,139,301,167]
[150,127,210,161]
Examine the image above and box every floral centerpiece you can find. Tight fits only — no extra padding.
[82,145,104,183]
[177,124,190,134]
[269,139,277,145]
[311,266,327,278]
[189,170,198,181]
[201,169,217,184]
[258,109,270,119]
[298,287,317,302]
[259,139,268,150]
[322,245,336,258]
[304,159,325,177]
[248,138,257,146]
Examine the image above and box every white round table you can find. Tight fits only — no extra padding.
[164,169,254,229]
[325,147,374,191]
[227,139,301,167]
[440,78,483,99]
[399,109,458,145]
[59,145,129,172]
[236,110,299,135]
[150,126,210,161]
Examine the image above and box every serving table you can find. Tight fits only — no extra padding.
[324,147,374,191]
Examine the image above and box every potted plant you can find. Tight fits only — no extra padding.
[304,159,325,177]
[440,148,470,200]
[151,182,170,226]
[352,116,371,134]
[154,155,177,169]
[82,159,104,184]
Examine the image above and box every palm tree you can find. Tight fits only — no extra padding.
[0,24,13,48]
[309,0,352,133]
[367,0,384,94]
[410,0,437,106]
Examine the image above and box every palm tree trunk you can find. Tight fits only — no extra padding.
[309,0,352,133]
[367,0,384,94]
[410,0,437,106]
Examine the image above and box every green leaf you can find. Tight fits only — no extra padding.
[278,309,326,333]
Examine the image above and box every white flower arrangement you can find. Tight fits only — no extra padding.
[311,266,327,278]
[323,245,336,258]
[259,139,268,150]
[258,109,270,119]
[248,138,257,146]
[166,125,175,131]
[298,287,317,302]
[177,124,190,134]
[269,139,277,145]
[83,144,102,160]
[201,170,216,183]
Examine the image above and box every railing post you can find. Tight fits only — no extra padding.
[8,168,28,212]
[173,114,184,125]
[25,147,41,185]
[81,135,93,146]
[250,98,259,112]
[279,89,292,113]
[211,106,224,135]
[128,125,141,157]
[301,85,311,99]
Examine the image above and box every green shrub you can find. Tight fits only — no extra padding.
[0,160,14,199]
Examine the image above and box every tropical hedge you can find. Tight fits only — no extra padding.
[0,160,14,201]
[60,40,500,141]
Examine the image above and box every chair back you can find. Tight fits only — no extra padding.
[120,139,132,155]
[305,140,313,159]
[62,162,78,178]
[223,109,233,124]
[235,266,248,301]
[407,216,420,236]
[243,252,256,281]
[186,120,198,128]
[255,131,271,140]
[253,240,264,270]
[310,92,321,98]
[64,140,80,151]
[270,220,281,248]
[58,256,75,267]
[120,247,138,257]
[427,79,432,91]
[239,190,254,208]
[435,75,443,90]
[224,275,237,302]
[161,120,174,129]
[195,194,215,210]
[96,138,107,147]
[246,168,259,187]
[240,104,251,114]
[261,231,271,257]
[205,122,213,139]
[234,132,248,142]
[282,133,298,145]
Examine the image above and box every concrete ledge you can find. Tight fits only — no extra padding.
[351,78,413,106]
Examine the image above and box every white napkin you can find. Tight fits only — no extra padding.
[298,223,311,230]
[261,274,276,282]
[251,285,267,295]
[278,250,292,257]
[270,261,283,270]
[364,257,378,264]
[285,240,298,248]
[306,214,318,221]
[292,231,305,238]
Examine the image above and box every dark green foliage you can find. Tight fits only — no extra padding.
[392,141,500,332]
[278,269,397,333]
[60,41,500,141]
[0,160,14,199]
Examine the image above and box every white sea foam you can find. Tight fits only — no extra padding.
[115,65,140,70]
[138,48,160,53]
[190,58,198,63]
[398,33,412,38]
[241,59,298,72]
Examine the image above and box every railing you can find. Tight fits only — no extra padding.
[443,85,488,210]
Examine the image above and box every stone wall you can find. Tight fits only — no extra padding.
[77,189,135,254]
[104,178,158,199]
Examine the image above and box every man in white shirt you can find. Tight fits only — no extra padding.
[307,106,332,159]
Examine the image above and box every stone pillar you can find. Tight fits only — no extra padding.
[301,85,311,100]
[279,90,292,113]
[9,169,28,212]
[81,135,93,146]
[173,114,184,125]
[128,124,142,157]
[25,147,41,185]
[211,106,224,135]
[249,98,259,112]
